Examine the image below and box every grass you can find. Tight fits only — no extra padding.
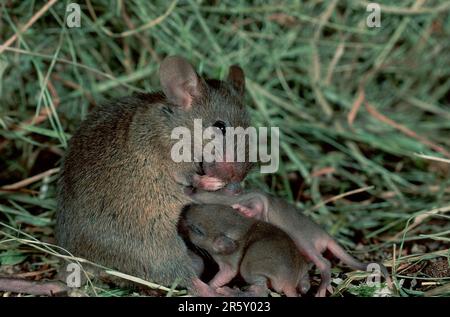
[0,0,449,297]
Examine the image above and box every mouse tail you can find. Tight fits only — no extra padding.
[327,240,367,271]
[327,240,392,288]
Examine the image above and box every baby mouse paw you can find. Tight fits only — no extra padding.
[231,204,259,219]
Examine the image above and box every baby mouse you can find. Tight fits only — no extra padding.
[188,190,392,297]
[180,204,311,297]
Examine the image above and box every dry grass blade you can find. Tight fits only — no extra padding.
[0,0,57,54]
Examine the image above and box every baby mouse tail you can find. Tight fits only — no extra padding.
[327,240,367,271]
[327,240,393,288]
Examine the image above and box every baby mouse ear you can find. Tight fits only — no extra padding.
[159,56,201,110]
[213,235,238,255]
[227,65,245,97]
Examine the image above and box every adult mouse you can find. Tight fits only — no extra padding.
[54,56,253,296]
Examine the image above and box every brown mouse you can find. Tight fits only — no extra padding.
[50,56,253,296]
[180,204,311,297]
[188,190,392,297]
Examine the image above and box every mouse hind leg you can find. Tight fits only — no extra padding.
[298,274,311,295]
[307,252,333,297]
[327,240,393,288]
[216,282,269,297]
[243,276,271,297]
[280,285,299,297]
[240,265,270,297]
[215,274,270,297]
[269,275,299,297]
[208,263,239,289]
[244,273,296,297]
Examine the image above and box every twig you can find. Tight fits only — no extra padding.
[311,186,375,211]
[424,283,450,296]
[0,0,58,54]
[348,88,365,126]
[325,42,345,85]
[365,102,450,158]
[414,153,450,164]
[22,80,60,126]
[0,79,61,152]
[15,268,56,279]
[313,0,338,41]
[311,167,336,178]
[51,74,96,105]
[100,0,178,38]
[121,5,160,63]
[356,0,450,15]
[105,270,181,294]
[391,205,450,240]
[310,42,333,118]
[1,168,60,190]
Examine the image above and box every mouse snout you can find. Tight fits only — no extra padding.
[224,182,242,195]
[203,161,247,183]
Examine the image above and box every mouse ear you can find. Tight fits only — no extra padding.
[227,65,245,97]
[159,56,201,110]
[213,235,238,255]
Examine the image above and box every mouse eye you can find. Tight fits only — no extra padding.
[213,120,227,135]
[189,224,205,237]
